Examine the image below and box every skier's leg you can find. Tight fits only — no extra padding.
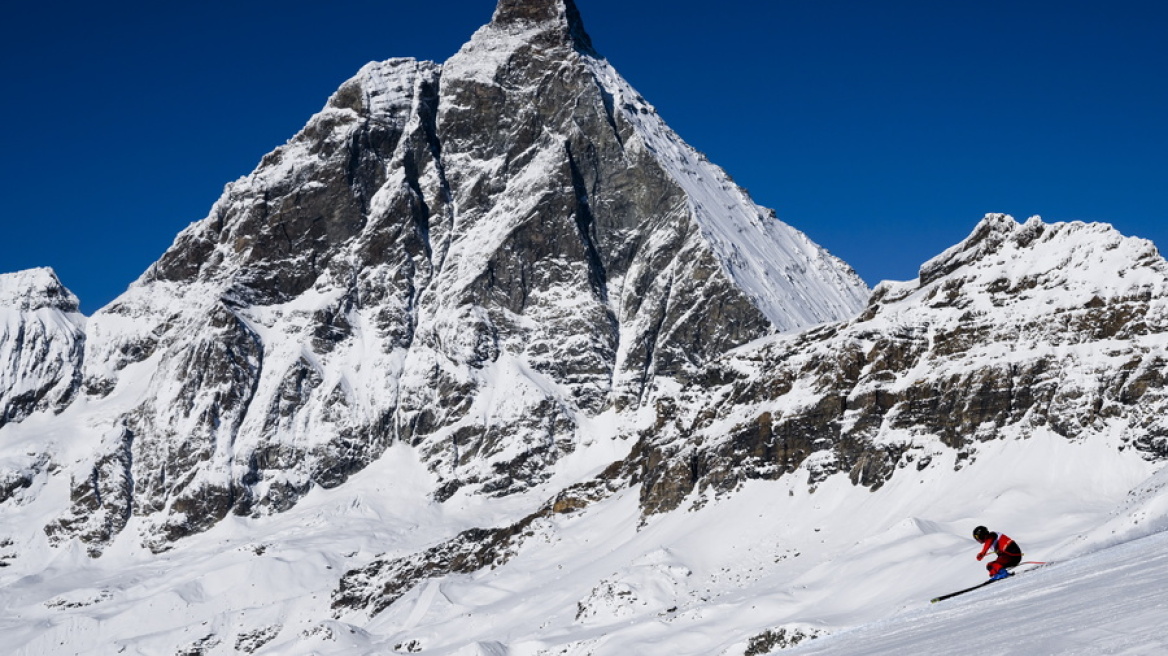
[987,559,1003,577]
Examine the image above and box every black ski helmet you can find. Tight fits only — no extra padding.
[973,526,990,541]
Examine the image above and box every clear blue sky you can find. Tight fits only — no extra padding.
[3,1,1166,314]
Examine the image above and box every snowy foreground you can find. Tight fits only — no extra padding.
[789,532,1168,653]
[789,530,1168,656]
[2,416,1168,655]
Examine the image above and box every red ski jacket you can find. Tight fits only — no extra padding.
[977,532,1021,559]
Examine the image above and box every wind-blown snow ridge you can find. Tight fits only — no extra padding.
[916,212,1166,299]
[864,213,1168,344]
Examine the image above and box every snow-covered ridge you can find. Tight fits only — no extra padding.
[624,211,1168,518]
[873,213,1168,329]
[918,213,1165,296]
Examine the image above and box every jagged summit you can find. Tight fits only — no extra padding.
[490,0,594,52]
[0,267,80,313]
[33,0,867,555]
[911,213,1167,303]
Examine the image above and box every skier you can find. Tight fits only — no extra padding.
[973,525,1022,579]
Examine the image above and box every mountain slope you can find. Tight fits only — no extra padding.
[785,527,1168,656]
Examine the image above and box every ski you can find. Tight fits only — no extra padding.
[934,569,1018,602]
[929,560,1050,603]
[930,577,1003,603]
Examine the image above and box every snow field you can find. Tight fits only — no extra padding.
[304,430,1159,654]
[1,392,1166,655]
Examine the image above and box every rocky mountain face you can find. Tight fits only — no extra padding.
[14,0,867,555]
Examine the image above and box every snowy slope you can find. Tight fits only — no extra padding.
[324,431,1160,656]
[786,530,1168,655]
[0,423,1165,655]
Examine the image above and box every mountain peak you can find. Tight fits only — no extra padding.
[918,213,1026,285]
[0,267,80,313]
[918,213,1166,289]
[489,0,594,51]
